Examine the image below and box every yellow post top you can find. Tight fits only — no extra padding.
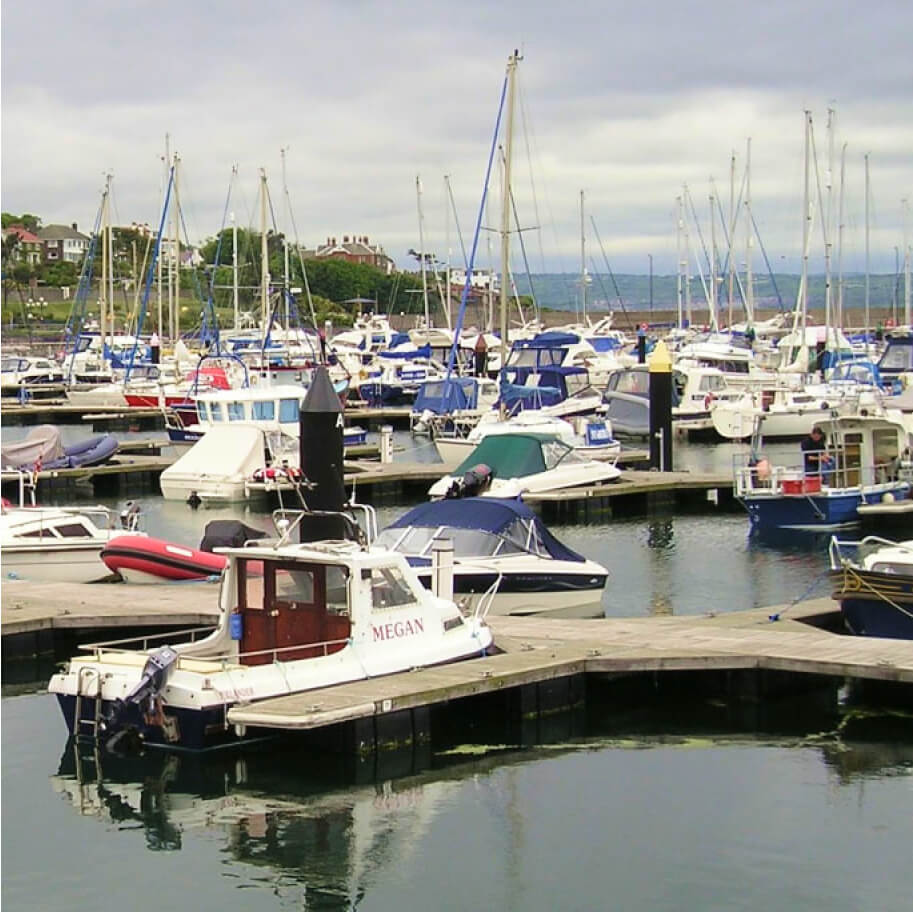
[648,339,672,373]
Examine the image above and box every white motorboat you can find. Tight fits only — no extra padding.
[48,508,494,750]
[434,409,620,463]
[1,354,65,397]
[429,432,621,499]
[375,496,608,617]
[0,496,143,583]
[160,381,357,502]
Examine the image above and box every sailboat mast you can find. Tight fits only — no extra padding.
[580,189,587,325]
[745,138,754,326]
[260,168,269,331]
[416,175,430,328]
[800,111,812,342]
[499,50,519,377]
[836,142,847,332]
[173,154,181,342]
[675,195,683,329]
[864,153,871,344]
[728,151,735,328]
[904,197,911,327]
[99,175,109,345]
[709,189,717,330]
[281,149,291,333]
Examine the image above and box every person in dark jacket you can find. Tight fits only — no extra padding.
[801,426,829,476]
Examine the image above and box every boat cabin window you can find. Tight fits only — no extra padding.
[873,429,900,478]
[699,374,727,392]
[210,402,224,422]
[564,372,590,396]
[18,528,52,538]
[54,521,95,538]
[227,402,244,421]
[252,400,275,421]
[370,566,418,610]
[610,371,649,395]
[673,372,687,399]
[279,399,299,424]
[197,402,209,422]
[880,344,913,372]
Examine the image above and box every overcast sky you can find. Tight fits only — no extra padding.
[3,0,911,277]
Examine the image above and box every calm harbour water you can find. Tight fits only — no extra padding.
[2,427,912,910]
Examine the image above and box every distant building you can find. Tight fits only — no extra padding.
[38,223,91,264]
[2,226,43,266]
[301,235,395,274]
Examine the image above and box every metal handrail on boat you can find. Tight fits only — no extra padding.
[78,624,219,656]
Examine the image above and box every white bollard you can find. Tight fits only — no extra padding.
[431,538,455,603]
[379,424,394,463]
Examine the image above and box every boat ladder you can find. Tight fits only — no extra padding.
[73,667,104,739]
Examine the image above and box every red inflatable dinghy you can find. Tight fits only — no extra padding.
[102,535,227,583]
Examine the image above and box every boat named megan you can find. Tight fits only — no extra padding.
[48,509,494,751]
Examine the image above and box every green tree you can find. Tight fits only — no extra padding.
[2,212,41,232]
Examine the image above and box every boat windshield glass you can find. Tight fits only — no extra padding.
[370,566,418,609]
[376,524,528,558]
[542,439,577,469]
[880,344,913,371]
[227,402,244,421]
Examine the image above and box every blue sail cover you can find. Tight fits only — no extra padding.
[412,377,480,414]
[387,496,585,563]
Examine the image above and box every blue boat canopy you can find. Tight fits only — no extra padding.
[383,496,585,563]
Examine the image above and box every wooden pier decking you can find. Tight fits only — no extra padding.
[4,582,911,725]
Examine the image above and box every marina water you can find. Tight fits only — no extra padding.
[2,428,912,910]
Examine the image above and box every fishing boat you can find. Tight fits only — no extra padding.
[734,411,913,530]
[1,496,143,584]
[829,536,913,639]
[375,496,608,617]
[429,432,621,499]
[48,508,494,750]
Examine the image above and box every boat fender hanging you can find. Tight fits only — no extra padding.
[229,612,243,640]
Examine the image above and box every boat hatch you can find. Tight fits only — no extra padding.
[237,558,351,666]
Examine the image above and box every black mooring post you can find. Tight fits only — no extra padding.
[637,326,647,364]
[648,340,673,472]
[299,366,348,541]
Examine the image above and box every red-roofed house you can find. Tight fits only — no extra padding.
[1,225,43,266]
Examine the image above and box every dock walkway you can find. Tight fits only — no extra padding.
[5,582,911,734]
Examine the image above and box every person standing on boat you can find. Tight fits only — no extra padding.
[149,331,160,364]
[801,426,831,478]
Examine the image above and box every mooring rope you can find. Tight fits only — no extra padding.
[768,568,833,622]
[841,565,913,621]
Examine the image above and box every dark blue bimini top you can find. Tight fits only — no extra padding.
[387,496,585,563]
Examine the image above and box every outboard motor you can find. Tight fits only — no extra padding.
[446,463,493,498]
[119,501,141,531]
[100,645,180,748]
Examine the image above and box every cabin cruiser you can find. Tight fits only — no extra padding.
[734,411,913,530]
[1,355,65,398]
[0,495,143,584]
[829,535,913,639]
[48,508,494,750]
[429,432,621,499]
[410,376,502,437]
[602,363,738,437]
[160,381,359,502]
[375,496,608,617]
[434,409,620,463]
